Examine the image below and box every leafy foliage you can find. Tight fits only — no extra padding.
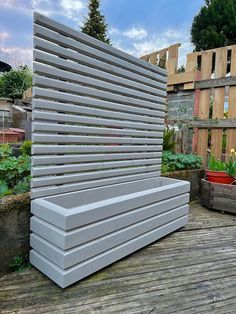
[226,159,236,177]
[162,151,202,173]
[163,129,176,152]
[207,155,226,171]
[207,152,236,178]
[0,144,12,159]
[13,176,31,195]
[0,142,31,197]
[191,0,236,51]
[20,140,32,156]
[0,65,32,100]
[81,0,111,44]
[0,179,10,197]
[9,256,32,272]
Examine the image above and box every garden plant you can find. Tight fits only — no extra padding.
[205,149,236,184]
[0,141,31,198]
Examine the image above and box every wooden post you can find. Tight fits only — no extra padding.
[167,44,180,92]
[211,47,227,160]
[226,46,236,157]
[196,51,213,166]
[167,44,179,75]
[184,52,197,90]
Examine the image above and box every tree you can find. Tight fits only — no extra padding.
[191,0,236,51]
[0,65,32,101]
[81,0,111,44]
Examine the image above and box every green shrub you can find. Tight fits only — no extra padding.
[162,151,202,173]
[0,65,32,100]
[0,143,31,197]
[13,175,31,194]
[0,144,12,159]
[20,140,32,156]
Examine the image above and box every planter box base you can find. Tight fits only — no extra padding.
[201,179,236,214]
[30,177,190,287]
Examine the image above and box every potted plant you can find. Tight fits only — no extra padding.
[206,149,236,184]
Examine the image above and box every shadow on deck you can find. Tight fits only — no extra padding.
[1,203,236,314]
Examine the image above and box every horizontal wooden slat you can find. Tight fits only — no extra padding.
[34,15,167,80]
[34,39,167,91]
[33,111,163,131]
[32,13,167,197]
[32,134,163,145]
[169,118,236,128]
[32,158,161,177]
[34,63,166,101]
[33,75,166,109]
[167,70,195,86]
[32,145,162,155]
[32,152,162,166]
[33,99,164,124]
[195,75,236,89]
[33,88,165,116]
[31,165,161,188]
[32,122,162,138]
[31,171,161,199]
[33,49,166,95]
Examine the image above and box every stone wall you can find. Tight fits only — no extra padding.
[0,193,30,275]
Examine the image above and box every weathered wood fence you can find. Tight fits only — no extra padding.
[142,45,236,165]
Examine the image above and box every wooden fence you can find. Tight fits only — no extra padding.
[142,44,236,165]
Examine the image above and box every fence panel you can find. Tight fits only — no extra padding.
[31,13,169,199]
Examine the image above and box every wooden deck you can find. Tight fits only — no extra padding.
[1,203,236,313]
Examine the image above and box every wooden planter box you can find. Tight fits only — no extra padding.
[31,13,190,288]
[31,177,190,288]
[201,179,236,214]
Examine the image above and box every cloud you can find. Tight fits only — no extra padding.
[0,1,193,69]
[0,32,10,47]
[59,0,86,24]
[123,28,147,40]
[111,25,193,68]
[0,47,32,67]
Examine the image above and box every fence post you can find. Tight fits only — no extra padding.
[196,51,213,166]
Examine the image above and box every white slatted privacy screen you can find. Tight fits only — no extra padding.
[32,13,167,199]
[31,13,191,288]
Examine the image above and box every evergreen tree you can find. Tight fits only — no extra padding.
[81,0,111,44]
[191,0,236,51]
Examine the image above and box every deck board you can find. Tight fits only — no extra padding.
[1,202,236,313]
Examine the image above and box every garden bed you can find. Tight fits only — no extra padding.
[0,193,30,275]
[31,177,190,288]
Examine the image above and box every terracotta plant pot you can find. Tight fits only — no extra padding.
[205,169,234,184]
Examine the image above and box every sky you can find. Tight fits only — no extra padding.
[0,0,205,68]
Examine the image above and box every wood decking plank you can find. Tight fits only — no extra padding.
[0,203,236,313]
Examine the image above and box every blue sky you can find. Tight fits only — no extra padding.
[0,0,204,67]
